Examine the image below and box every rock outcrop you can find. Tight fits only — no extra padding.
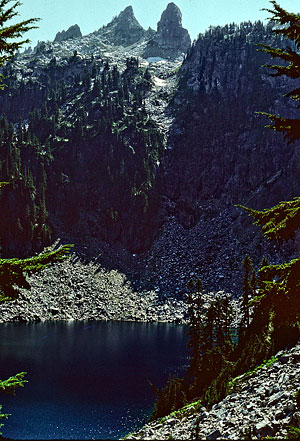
[54,24,82,43]
[98,6,148,46]
[144,2,191,59]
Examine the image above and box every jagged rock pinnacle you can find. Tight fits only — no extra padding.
[118,5,134,19]
[158,2,183,31]
[144,2,191,59]
[156,2,191,52]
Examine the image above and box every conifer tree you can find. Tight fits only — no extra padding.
[241,255,255,329]
[239,1,300,350]
[0,0,39,89]
[186,278,204,383]
[258,1,300,144]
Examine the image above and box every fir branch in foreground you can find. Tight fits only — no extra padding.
[256,112,300,143]
[0,244,74,300]
[263,1,300,48]
[237,197,300,241]
[0,0,40,87]
[0,372,27,395]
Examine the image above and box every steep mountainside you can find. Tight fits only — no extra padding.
[164,21,300,211]
[0,5,298,296]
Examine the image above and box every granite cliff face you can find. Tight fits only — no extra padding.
[144,2,191,59]
[54,24,82,43]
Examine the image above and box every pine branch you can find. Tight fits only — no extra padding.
[0,244,74,299]
[0,372,27,395]
[0,0,39,88]
[263,1,300,48]
[0,404,10,432]
[284,87,300,104]
[262,63,300,78]
[257,112,300,143]
[258,44,300,62]
[257,258,300,324]
[237,197,300,241]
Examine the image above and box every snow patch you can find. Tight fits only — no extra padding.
[153,76,167,87]
[146,57,166,63]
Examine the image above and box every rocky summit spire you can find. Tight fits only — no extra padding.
[144,2,191,59]
[54,24,82,44]
[157,2,183,34]
[101,5,146,47]
[117,5,135,21]
[157,2,191,53]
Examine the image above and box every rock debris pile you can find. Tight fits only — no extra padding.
[0,243,241,325]
[0,254,185,323]
[138,203,296,298]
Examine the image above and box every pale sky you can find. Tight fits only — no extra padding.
[15,0,299,48]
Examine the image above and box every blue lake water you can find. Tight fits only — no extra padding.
[0,321,188,440]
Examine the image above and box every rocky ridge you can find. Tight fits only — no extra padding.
[10,5,184,137]
[28,3,190,63]
[126,342,300,440]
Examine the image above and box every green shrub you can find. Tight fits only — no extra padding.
[150,376,187,421]
[287,425,300,439]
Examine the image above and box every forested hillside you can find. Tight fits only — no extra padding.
[0,55,164,255]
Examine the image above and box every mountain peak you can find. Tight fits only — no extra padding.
[158,3,184,32]
[114,5,142,29]
[165,3,182,15]
[119,5,134,18]
[99,5,146,46]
